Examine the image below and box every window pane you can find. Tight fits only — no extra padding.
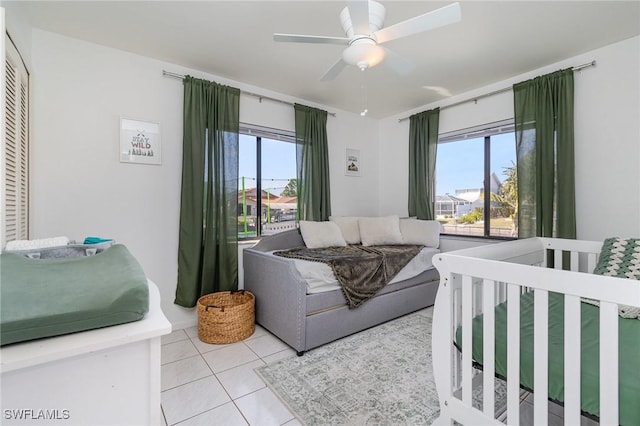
[489,132,517,237]
[237,132,298,240]
[261,138,297,236]
[435,137,485,236]
[238,134,258,239]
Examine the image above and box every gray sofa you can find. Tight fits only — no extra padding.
[243,229,440,355]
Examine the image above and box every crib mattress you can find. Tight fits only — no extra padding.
[0,244,149,346]
[457,292,640,425]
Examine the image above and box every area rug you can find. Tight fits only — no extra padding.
[256,310,506,425]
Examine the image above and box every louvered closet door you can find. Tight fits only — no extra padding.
[3,35,29,244]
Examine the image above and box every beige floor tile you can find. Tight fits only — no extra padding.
[202,343,260,373]
[234,387,294,426]
[161,377,230,425]
[216,359,266,399]
[161,339,199,365]
[244,334,290,358]
[161,355,212,391]
[174,402,248,426]
[161,329,189,345]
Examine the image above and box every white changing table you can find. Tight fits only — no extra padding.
[0,280,171,425]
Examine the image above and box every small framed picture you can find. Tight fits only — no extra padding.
[345,148,360,177]
[120,118,161,165]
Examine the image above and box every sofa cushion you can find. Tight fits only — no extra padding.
[399,218,442,248]
[299,221,347,249]
[329,216,361,244]
[358,215,403,246]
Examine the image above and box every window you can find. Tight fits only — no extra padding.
[2,34,30,245]
[435,121,517,238]
[238,124,297,239]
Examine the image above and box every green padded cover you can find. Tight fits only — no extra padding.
[594,237,640,280]
[1,244,149,346]
[591,237,640,318]
[456,292,640,425]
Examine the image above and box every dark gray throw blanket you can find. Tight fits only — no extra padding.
[274,245,424,308]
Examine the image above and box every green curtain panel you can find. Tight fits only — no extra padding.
[295,104,332,221]
[408,108,440,220]
[514,68,575,239]
[175,76,240,308]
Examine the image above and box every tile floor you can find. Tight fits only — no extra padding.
[160,306,591,426]
[160,323,300,426]
[161,307,434,425]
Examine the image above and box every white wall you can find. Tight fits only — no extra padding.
[28,29,380,328]
[379,36,640,242]
[1,2,32,69]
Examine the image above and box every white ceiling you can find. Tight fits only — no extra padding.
[15,1,640,118]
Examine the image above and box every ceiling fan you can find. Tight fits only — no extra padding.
[273,1,461,81]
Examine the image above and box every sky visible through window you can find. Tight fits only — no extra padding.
[239,135,297,196]
[239,132,516,198]
[436,133,516,196]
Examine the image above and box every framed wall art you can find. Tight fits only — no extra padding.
[120,118,161,165]
[345,148,360,177]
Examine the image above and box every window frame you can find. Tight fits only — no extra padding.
[436,119,516,240]
[238,123,296,241]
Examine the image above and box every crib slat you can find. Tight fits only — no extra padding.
[533,289,548,425]
[462,275,473,406]
[453,284,462,388]
[570,251,579,272]
[507,284,520,426]
[482,279,495,418]
[599,301,619,425]
[564,294,581,425]
[554,249,563,270]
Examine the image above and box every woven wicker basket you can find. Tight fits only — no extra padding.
[197,290,255,344]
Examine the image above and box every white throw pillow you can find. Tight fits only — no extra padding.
[358,216,404,246]
[329,216,361,244]
[399,218,442,248]
[299,221,347,249]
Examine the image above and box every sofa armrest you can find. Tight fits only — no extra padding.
[243,248,307,352]
[249,229,304,252]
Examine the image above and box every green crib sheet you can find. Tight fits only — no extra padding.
[1,244,149,346]
[455,292,640,425]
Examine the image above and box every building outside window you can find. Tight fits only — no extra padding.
[435,121,517,238]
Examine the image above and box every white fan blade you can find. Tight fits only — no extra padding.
[273,33,350,45]
[374,2,461,44]
[321,59,348,81]
[423,86,453,97]
[347,0,371,35]
[382,48,414,75]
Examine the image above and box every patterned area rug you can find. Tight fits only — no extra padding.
[257,310,503,425]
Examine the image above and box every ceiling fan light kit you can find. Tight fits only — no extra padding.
[274,0,461,80]
[343,38,385,69]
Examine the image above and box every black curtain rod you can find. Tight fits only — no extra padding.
[162,70,336,117]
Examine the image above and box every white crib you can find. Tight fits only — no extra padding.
[431,237,640,425]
